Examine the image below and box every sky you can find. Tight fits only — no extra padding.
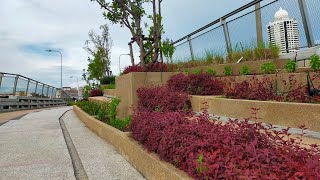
[1,0,298,88]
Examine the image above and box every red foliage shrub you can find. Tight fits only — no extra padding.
[122,62,168,75]
[146,62,168,72]
[130,111,320,179]
[167,73,224,95]
[225,76,274,101]
[89,89,103,97]
[136,86,191,112]
[122,65,145,74]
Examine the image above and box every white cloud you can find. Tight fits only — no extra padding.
[0,0,253,88]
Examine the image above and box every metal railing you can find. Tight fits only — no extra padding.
[0,72,59,98]
[172,0,319,63]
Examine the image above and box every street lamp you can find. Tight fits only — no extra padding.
[46,49,63,89]
[70,76,80,98]
[119,53,130,75]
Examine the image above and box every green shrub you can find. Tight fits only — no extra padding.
[206,68,217,76]
[261,62,276,74]
[67,101,76,106]
[192,69,202,75]
[285,59,297,72]
[240,65,250,75]
[82,85,91,100]
[269,44,280,59]
[310,54,320,71]
[106,83,116,89]
[100,76,116,85]
[76,98,130,131]
[224,66,232,76]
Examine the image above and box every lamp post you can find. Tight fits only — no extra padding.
[119,53,130,75]
[70,76,80,99]
[46,49,63,89]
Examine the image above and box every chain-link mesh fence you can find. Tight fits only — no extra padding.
[172,0,318,63]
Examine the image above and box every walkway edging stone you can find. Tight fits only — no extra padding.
[73,105,191,180]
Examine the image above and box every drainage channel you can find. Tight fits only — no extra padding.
[59,110,89,180]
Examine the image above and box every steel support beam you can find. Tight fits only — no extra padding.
[13,76,19,96]
[187,36,195,61]
[255,2,264,46]
[221,18,232,58]
[25,79,30,96]
[298,0,315,47]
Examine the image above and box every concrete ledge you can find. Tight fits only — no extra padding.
[88,97,112,104]
[73,106,191,180]
[104,89,117,97]
[191,96,320,132]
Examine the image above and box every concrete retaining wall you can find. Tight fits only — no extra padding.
[191,96,320,132]
[0,96,66,113]
[73,106,191,180]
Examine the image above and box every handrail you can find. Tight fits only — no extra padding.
[0,72,59,98]
[173,0,264,44]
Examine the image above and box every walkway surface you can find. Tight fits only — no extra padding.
[0,107,144,180]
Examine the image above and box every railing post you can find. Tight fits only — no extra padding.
[46,86,49,97]
[298,0,315,47]
[25,79,30,96]
[187,36,195,61]
[13,76,19,96]
[221,18,232,61]
[51,88,54,98]
[41,84,44,98]
[35,82,38,96]
[255,2,264,46]
[0,73,3,89]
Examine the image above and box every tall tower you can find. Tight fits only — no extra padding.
[267,8,300,54]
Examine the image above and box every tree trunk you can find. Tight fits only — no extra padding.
[158,0,163,63]
[128,42,135,66]
[138,36,145,67]
[152,0,159,63]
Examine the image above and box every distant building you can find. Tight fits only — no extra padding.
[267,7,300,54]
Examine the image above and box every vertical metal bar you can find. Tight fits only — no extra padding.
[298,0,315,47]
[35,82,38,97]
[221,18,232,60]
[41,84,44,98]
[13,76,19,96]
[46,86,49,97]
[51,88,54,98]
[255,2,264,47]
[0,73,3,89]
[187,36,195,61]
[26,79,30,96]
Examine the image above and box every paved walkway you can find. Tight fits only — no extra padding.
[0,107,144,180]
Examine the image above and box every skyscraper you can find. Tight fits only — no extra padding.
[267,8,300,54]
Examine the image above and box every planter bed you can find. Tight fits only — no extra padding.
[191,95,320,132]
[73,106,191,180]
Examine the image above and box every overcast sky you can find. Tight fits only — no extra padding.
[0,0,267,88]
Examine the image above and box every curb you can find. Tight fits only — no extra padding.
[73,105,191,180]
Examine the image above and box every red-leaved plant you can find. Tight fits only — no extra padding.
[122,62,168,75]
[89,89,103,97]
[167,73,224,95]
[136,86,191,112]
[130,110,320,179]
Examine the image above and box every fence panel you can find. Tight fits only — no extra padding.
[306,0,320,45]
[0,76,15,95]
[16,77,28,96]
[36,84,43,97]
[172,41,191,63]
[191,26,227,61]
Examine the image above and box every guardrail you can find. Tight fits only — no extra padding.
[172,0,319,63]
[0,72,73,102]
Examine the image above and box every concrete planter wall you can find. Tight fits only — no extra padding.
[191,96,320,132]
[73,106,191,180]
[104,71,319,118]
[184,59,287,76]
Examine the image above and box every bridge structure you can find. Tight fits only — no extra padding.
[0,72,72,112]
